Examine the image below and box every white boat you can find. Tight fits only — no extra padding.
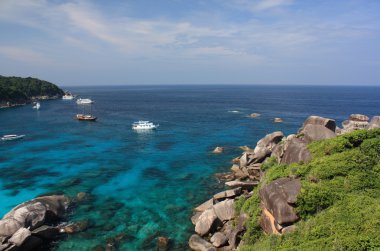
[1,135,25,141]
[76,98,93,104]
[132,121,159,130]
[32,102,40,110]
[62,93,74,100]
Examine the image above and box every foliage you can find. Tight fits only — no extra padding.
[239,128,380,250]
[0,75,64,104]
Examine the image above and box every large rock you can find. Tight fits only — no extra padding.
[260,178,301,226]
[189,234,216,251]
[349,114,369,122]
[341,114,369,134]
[195,209,219,236]
[368,116,380,129]
[210,232,227,247]
[194,199,214,213]
[301,116,336,132]
[281,138,311,165]
[302,124,336,143]
[213,199,235,222]
[0,195,69,251]
[213,188,241,202]
[254,131,284,155]
[225,180,259,190]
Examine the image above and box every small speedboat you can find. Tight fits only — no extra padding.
[76,98,93,104]
[132,121,159,130]
[76,114,97,121]
[1,134,25,141]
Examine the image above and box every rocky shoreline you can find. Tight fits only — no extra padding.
[188,114,380,250]
[0,95,62,109]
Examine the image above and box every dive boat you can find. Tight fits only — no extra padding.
[62,93,74,100]
[76,98,93,104]
[1,135,25,141]
[76,114,97,121]
[32,102,40,110]
[132,121,159,130]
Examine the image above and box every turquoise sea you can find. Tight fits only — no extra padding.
[0,85,379,250]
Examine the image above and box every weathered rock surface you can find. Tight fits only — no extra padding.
[254,131,284,155]
[225,180,259,189]
[195,209,219,236]
[213,200,235,222]
[213,188,241,202]
[301,115,336,132]
[212,147,224,154]
[368,116,380,129]
[302,124,336,143]
[341,114,369,134]
[194,199,214,213]
[0,195,70,251]
[189,234,217,251]
[281,138,311,165]
[260,178,301,226]
[274,118,283,123]
[210,232,227,247]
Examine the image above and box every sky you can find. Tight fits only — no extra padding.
[0,0,380,86]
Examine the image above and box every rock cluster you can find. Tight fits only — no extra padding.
[0,195,70,251]
[340,114,380,134]
[189,113,380,250]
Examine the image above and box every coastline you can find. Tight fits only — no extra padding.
[188,114,380,250]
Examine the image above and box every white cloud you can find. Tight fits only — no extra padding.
[0,46,49,63]
[253,0,294,11]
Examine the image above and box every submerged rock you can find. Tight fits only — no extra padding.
[212,147,224,154]
[274,118,283,123]
[250,113,261,118]
[157,236,170,251]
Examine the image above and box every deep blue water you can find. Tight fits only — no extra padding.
[0,85,379,250]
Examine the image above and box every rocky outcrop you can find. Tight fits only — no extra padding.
[298,116,336,143]
[301,115,336,132]
[189,113,379,250]
[189,234,216,251]
[368,116,380,129]
[0,195,70,251]
[281,138,311,165]
[341,114,369,134]
[259,178,300,234]
[212,147,224,154]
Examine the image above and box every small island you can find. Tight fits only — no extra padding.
[0,75,64,108]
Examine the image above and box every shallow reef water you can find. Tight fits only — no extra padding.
[0,85,379,250]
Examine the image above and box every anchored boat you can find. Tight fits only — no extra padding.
[1,135,25,141]
[132,121,159,130]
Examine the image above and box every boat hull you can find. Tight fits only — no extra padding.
[1,135,25,141]
[76,114,97,122]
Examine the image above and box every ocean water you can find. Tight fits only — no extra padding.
[0,85,379,250]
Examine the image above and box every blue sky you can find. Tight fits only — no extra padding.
[0,0,379,86]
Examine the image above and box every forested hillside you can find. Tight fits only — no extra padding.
[0,75,64,107]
